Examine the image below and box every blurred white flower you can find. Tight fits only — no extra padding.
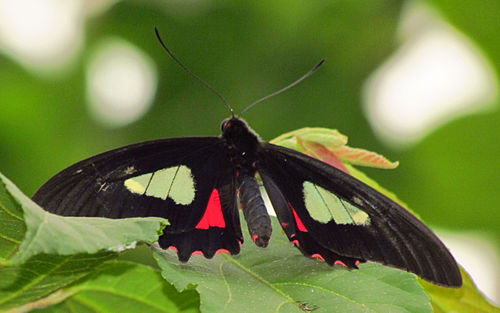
[363,2,498,147]
[86,38,158,127]
[0,0,85,73]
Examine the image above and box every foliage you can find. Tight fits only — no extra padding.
[0,0,499,311]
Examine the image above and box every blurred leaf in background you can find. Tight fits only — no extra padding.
[0,0,499,307]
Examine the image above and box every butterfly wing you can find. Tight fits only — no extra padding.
[257,142,462,287]
[33,137,243,260]
[260,173,362,268]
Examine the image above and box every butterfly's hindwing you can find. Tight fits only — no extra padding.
[258,142,462,287]
[260,171,363,267]
[33,137,243,260]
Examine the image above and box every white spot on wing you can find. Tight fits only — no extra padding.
[353,196,363,206]
[124,166,136,175]
[98,182,109,192]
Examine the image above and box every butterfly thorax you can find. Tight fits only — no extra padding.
[221,117,261,172]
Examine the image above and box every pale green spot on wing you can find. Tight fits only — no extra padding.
[124,165,195,205]
[147,168,176,200]
[124,173,152,194]
[303,181,370,225]
[167,165,195,205]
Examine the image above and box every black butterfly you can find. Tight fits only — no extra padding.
[32,30,462,288]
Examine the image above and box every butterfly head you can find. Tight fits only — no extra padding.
[221,117,251,138]
[221,117,260,155]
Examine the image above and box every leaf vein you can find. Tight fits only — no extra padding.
[222,254,307,312]
[15,211,49,261]
[0,195,24,221]
[72,286,173,312]
[219,261,233,310]
[0,255,77,306]
[273,282,370,310]
[0,232,22,244]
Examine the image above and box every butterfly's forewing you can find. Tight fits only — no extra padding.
[258,142,462,287]
[33,137,243,259]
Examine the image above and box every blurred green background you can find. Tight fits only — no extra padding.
[0,0,499,303]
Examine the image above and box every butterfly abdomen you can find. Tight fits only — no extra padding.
[238,175,272,247]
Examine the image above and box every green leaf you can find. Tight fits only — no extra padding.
[0,172,168,264]
[0,252,114,312]
[421,268,500,313]
[154,216,431,313]
[28,261,200,313]
[0,176,26,265]
[270,128,399,170]
[271,128,348,150]
[0,172,171,312]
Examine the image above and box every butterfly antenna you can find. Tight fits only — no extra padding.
[154,27,235,117]
[240,59,325,116]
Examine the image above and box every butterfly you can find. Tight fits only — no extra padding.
[32,29,462,288]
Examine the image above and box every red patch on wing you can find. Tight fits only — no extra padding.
[334,260,347,267]
[312,254,325,262]
[290,205,308,232]
[189,249,231,259]
[195,189,226,229]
